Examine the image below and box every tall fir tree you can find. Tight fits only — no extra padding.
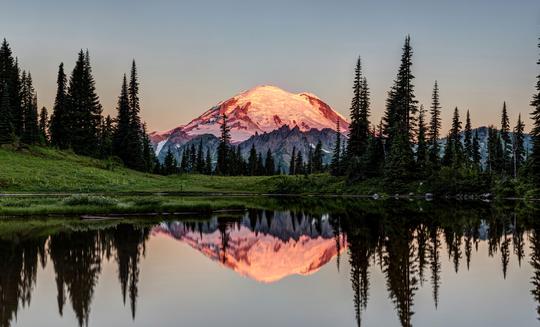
[347,57,370,160]
[0,83,12,144]
[289,146,296,175]
[330,120,342,176]
[487,126,503,173]
[50,63,69,148]
[513,114,525,178]
[127,60,145,170]
[0,39,22,137]
[416,104,428,170]
[312,140,324,173]
[500,101,512,173]
[113,75,131,162]
[99,115,114,159]
[295,151,304,175]
[66,50,102,157]
[464,110,473,162]
[163,149,177,175]
[265,149,275,175]
[141,123,156,173]
[383,36,417,184]
[428,81,442,167]
[216,114,231,175]
[442,107,463,167]
[248,144,258,176]
[204,149,212,174]
[38,106,49,145]
[196,139,205,173]
[21,72,39,145]
[531,38,540,187]
[472,130,481,169]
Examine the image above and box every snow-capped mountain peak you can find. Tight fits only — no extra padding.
[151,85,349,143]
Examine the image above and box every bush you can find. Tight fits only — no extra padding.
[62,194,118,207]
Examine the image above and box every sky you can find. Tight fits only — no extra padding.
[1,0,539,133]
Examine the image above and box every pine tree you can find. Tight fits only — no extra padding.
[163,149,177,175]
[331,120,342,176]
[383,36,418,184]
[295,151,304,175]
[487,126,503,173]
[141,123,156,173]
[50,63,69,148]
[196,139,204,173]
[513,114,525,178]
[289,146,296,175]
[472,130,481,169]
[500,102,512,173]
[0,84,13,144]
[216,114,231,175]
[347,58,370,160]
[265,149,275,175]
[442,107,464,167]
[113,75,131,161]
[248,144,257,176]
[38,107,49,145]
[0,39,22,137]
[127,60,145,170]
[21,72,39,145]
[256,152,264,176]
[313,140,323,173]
[531,38,540,187]
[205,149,212,174]
[416,104,427,170]
[99,115,114,158]
[464,110,473,162]
[428,81,442,167]
[66,50,102,157]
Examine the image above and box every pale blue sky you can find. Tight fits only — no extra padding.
[1,0,539,132]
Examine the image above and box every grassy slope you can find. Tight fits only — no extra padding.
[0,146,282,193]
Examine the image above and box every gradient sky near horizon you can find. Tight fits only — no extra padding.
[1,0,539,133]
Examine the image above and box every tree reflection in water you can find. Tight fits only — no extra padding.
[0,200,539,327]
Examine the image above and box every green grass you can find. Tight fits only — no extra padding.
[0,146,299,194]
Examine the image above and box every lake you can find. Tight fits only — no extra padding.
[1,198,539,326]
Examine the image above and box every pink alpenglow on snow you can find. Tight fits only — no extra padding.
[151,85,349,144]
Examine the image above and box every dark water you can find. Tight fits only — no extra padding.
[1,199,540,327]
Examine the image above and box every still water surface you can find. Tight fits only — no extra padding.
[1,200,539,326]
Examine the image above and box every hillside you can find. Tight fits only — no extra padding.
[0,146,278,193]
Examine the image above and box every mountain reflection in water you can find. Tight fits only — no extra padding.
[0,201,540,327]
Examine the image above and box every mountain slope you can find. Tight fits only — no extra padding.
[151,85,349,146]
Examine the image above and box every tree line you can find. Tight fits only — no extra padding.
[328,35,534,193]
[0,39,156,172]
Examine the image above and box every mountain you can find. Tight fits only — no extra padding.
[150,85,349,154]
[152,212,346,283]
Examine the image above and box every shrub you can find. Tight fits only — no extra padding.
[62,194,118,207]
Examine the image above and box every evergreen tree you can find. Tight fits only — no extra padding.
[265,149,275,175]
[312,140,323,173]
[141,123,156,173]
[428,81,442,167]
[99,115,114,158]
[307,147,313,174]
[256,152,264,176]
[127,60,145,170]
[0,83,13,144]
[416,104,428,170]
[383,36,417,184]
[289,146,296,175]
[531,38,540,187]
[189,143,197,171]
[0,39,22,137]
[513,114,525,177]
[216,114,231,175]
[362,127,385,179]
[442,107,463,167]
[464,110,473,162]
[205,149,212,174]
[50,63,69,148]
[330,120,342,176]
[196,139,204,173]
[21,72,39,145]
[295,151,304,175]
[472,130,481,169]
[163,149,177,175]
[500,102,512,174]
[38,107,48,145]
[66,50,102,157]
[347,57,370,159]
[487,126,503,173]
[113,75,131,161]
[248,144,257,176]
